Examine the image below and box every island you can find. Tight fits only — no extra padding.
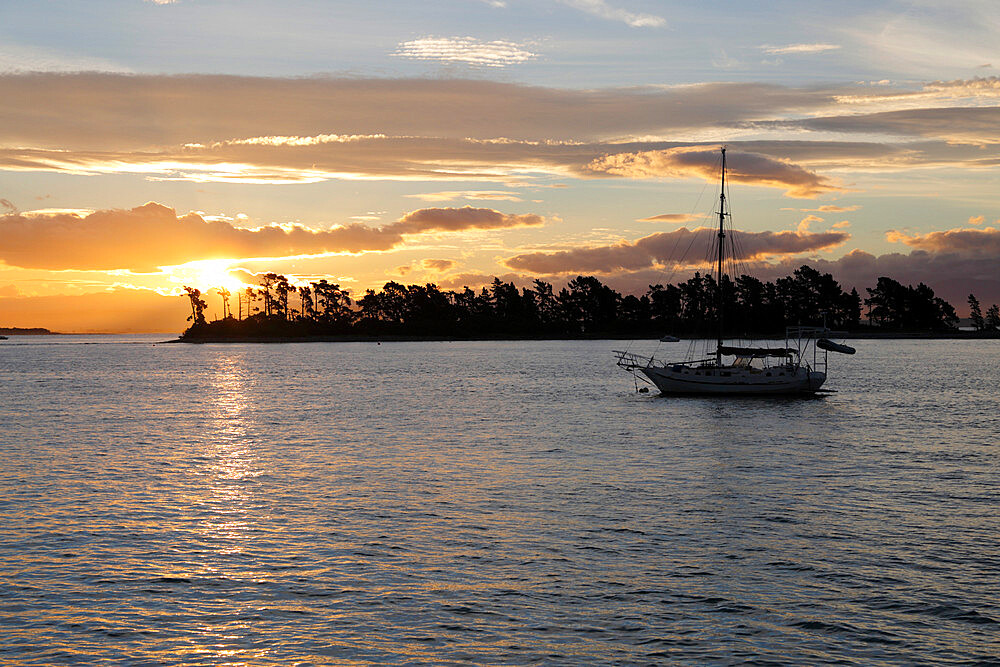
[178,265,1000,342]
[0,327,55,336]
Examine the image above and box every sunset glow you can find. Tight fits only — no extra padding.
[163,259,247,294]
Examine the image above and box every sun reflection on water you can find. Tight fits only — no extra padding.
[200,356,265,543]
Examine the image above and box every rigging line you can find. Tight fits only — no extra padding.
[622,154,718,359]
[653,167,718,290]
[660,150,724,284]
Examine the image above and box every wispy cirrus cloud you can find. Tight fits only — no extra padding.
[753,106,1000,145]
[0,44,129,73]
[784,204,861,213]
[636,213,699,223]
[4,73,1000,191]
[406,190,523,202]
[761,43,840,55]
[392,37,538,68]
[558,0,666,27]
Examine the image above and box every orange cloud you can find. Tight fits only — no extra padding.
[0,203,545,271]
[815,205,861,212]
[797,214,823,233]
[392,206,542,234]
[886,226,1000,255]
[588,147,841,198]
[502,227,850,274]
[422,259,457,271]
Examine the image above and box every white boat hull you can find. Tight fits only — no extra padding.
[640,364,825,395]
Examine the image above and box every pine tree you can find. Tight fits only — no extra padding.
[986,304,1000,331]
[968,294,985,331]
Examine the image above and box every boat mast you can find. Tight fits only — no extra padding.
[716,147,727,367]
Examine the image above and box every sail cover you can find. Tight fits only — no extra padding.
[719,346,795,357]
[817,338,856,354]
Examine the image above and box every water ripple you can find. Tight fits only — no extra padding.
[1,336,999,664]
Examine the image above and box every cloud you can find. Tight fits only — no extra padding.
[811,205,861,212]
[392,206,543,234]
[760,107,1000,145]
[501,227,851,274]
[797,214,823,233]
[430,222,1000,313]
[761,43,840,55]
[968,215,985,225]
[636,213,699,223]
[558,0,666,27]
[588,147,841,198]
[0,73,845,148]
[0,203,545,271]
[392,37,538,68]
[0,138,855,191]
[832,220,851,229]
[422,259,457,271]
[886,225,1000,256]
[762,249,1000,315]
[0,44,130,74]
[406,190,523,202]
[4,73,1000,188]
[924,75,1000,95]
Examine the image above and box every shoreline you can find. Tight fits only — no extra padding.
[172,331,1000,344]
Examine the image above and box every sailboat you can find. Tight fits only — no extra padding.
[614,147,855,395]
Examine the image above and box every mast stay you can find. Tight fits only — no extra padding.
[715,147,728,367]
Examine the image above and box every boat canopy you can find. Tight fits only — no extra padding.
[719,345,796,357]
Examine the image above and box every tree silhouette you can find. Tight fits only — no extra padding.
[969,294,985,331]
[218,287,231,319]
[986,304,1000,330]
[182,286,208,325]
[273,274,292,321]
[181,265,967,339]
[298,285,314,321]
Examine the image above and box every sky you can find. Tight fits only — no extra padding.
[2,0,1000,332]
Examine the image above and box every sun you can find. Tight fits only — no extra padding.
[163,259,247,293]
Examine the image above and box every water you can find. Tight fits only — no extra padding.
[1,335,998,665]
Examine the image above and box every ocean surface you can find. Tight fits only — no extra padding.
[1,335,998,665]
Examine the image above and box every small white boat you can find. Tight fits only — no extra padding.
[617,332,829,395]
